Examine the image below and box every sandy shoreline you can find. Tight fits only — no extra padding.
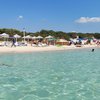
[0,44,99,54]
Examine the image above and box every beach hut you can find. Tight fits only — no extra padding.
[56,39,69,45]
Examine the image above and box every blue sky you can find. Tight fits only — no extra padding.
[0,0,100,33]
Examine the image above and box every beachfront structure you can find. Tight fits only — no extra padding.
[56,39,69,45]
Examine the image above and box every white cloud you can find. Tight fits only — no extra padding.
[75,17,100,23]
[17,15,23,20]
[18,16,23,19]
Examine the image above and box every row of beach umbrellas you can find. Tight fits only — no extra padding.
[23,35,53,39]
[0,33,54,39]
[0,33,54,42]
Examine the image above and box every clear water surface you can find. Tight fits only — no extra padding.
[0,48,100,100]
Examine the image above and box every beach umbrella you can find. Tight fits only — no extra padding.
[22,35,32,39]
[0,33,9,38]
[37,35,43,39]
[24,35,32,42]
[0,33,9,42]
[32,36,37,39]
[45,36,55,45]
[45,35,53,39]
[48,38,56,41]
[37,36,43,42]
[25,35,32,39]
[13,34,21,42]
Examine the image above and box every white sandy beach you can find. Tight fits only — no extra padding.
[0,44,98,53]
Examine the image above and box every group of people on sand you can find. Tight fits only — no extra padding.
[96,41,100,46]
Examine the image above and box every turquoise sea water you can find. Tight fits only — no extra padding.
[0,48,100,100]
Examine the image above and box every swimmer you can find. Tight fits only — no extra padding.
[0,63,11,67]
[92,49,94,52]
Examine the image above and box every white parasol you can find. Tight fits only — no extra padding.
[13,34,21,42]
[45,35,53,39]
[23,35,32,42]
[32,36,37,39]
[37,35,43,39]
[0,33,9,38]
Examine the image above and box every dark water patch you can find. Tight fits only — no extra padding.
[7,77,25,84]
[33,89,50,97]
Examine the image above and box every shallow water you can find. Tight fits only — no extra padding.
[0,48,100,100]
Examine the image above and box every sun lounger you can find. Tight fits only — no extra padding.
[76,45,82,47]
[32,43,37,47]
[0,42,8,46]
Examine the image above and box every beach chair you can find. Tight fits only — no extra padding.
[0,42,5,46]
[32,43,37,47]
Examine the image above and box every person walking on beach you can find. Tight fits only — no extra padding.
[11,38,16,47]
